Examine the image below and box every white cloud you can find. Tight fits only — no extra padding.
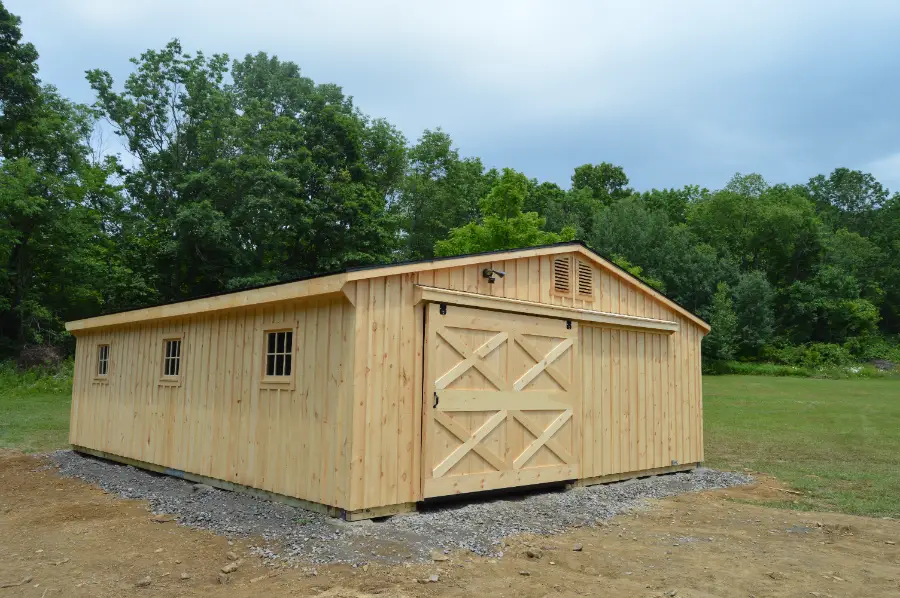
[11,0,900,188]
[867,152,900,193]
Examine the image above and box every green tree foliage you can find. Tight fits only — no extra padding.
[808,168,888,236]
[687,174,823,286]
[571,162,631,205]
[609,255,665,291]
[434,169,574,257]
[0,2,123,348]
[635,185,706,224]
[732,271,775,356]
[780,266,880,344]
[702,282,739,361]
[395,129,494,259]
[88,42,407,300]
[588,197,736,311]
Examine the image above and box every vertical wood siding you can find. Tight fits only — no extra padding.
[347,252,704,510]
[71,250,705,513]
[347,273,422,511]
[578,317,704,478]
[69,297,355,509]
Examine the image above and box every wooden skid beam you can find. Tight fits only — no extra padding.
[573,462,699,487]
[72,446,417,521]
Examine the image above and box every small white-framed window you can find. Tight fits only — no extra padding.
[159,334,184,386]
[258,323,298,389]
[96,344,110,377]
[163,338,181,376]
[265,329,294,378]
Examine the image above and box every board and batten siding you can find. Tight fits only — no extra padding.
[578,316,704,480]
[346,252,704,510]
[69,297,355,509]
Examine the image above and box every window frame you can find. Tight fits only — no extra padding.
[259,323,298,390]
[158,332,185,387]
[93,340,112,383]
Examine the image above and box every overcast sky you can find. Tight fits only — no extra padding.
[10,0,900,192]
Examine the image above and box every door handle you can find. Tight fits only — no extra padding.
[433,392,439,408]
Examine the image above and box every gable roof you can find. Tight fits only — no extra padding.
[66,241,710,333]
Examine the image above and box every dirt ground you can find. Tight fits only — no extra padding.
[1,450,898,597]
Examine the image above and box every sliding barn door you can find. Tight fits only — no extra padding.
[422,303,580,498]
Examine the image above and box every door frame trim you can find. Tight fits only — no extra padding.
[419,301,581,499]
[414,285,678,333]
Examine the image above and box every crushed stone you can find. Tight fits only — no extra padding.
[49,450,751,565]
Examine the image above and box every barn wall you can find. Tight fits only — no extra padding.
[346,252,702,510]
[579,316,704,479]
[69,297,356,509]
[345,274,423,511]
[416,251,675,321]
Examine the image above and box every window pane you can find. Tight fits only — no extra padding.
[268,332,276,354]
[284,355,292,376]
[285,332,293,354]
[266,354,275,376]
[173,341,180,358]
[276,331,285,353]
[275,354,284,376]
[172,357,180,376]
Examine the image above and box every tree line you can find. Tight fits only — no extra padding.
[1,2,898,366]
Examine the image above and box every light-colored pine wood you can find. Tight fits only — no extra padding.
[68,246,708,517]
[421,303,580,498]
[69,297,356,511]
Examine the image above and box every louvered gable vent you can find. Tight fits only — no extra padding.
[577,260,593,298]
[552,256,571,294]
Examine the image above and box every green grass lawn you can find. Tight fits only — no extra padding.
[704,375,900,518]
[0,364,72,453]
[1,364,898,518]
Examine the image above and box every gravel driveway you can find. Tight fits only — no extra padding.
[50,450,751,566]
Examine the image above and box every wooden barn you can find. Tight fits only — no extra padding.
[66,241,709,520]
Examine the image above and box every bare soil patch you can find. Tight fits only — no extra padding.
[1,449,899,597]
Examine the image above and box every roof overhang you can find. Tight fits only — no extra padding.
[65,273,348,333]
[66,242,709,334]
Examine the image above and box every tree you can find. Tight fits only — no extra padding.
[0,1,39,150]
[780,266,881,344]
[88,42,406,301]
[434,168,574,256]
[571,162,630,205]
[732,271,775,356]
[609,255,665,291]
[0,1,122,349]
[395,129,493,259]
[587,197,737,312]
[702,282,739,361]
[808,168,889,236]
[687,174,823,286]
[635,185,706,224]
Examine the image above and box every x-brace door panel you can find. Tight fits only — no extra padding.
[422,303,580,498]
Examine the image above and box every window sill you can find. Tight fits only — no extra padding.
[260,376,295,391]
[92,376,110,385]
[158,377,183,387]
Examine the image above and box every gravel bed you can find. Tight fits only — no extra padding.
[49,450,751,565]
